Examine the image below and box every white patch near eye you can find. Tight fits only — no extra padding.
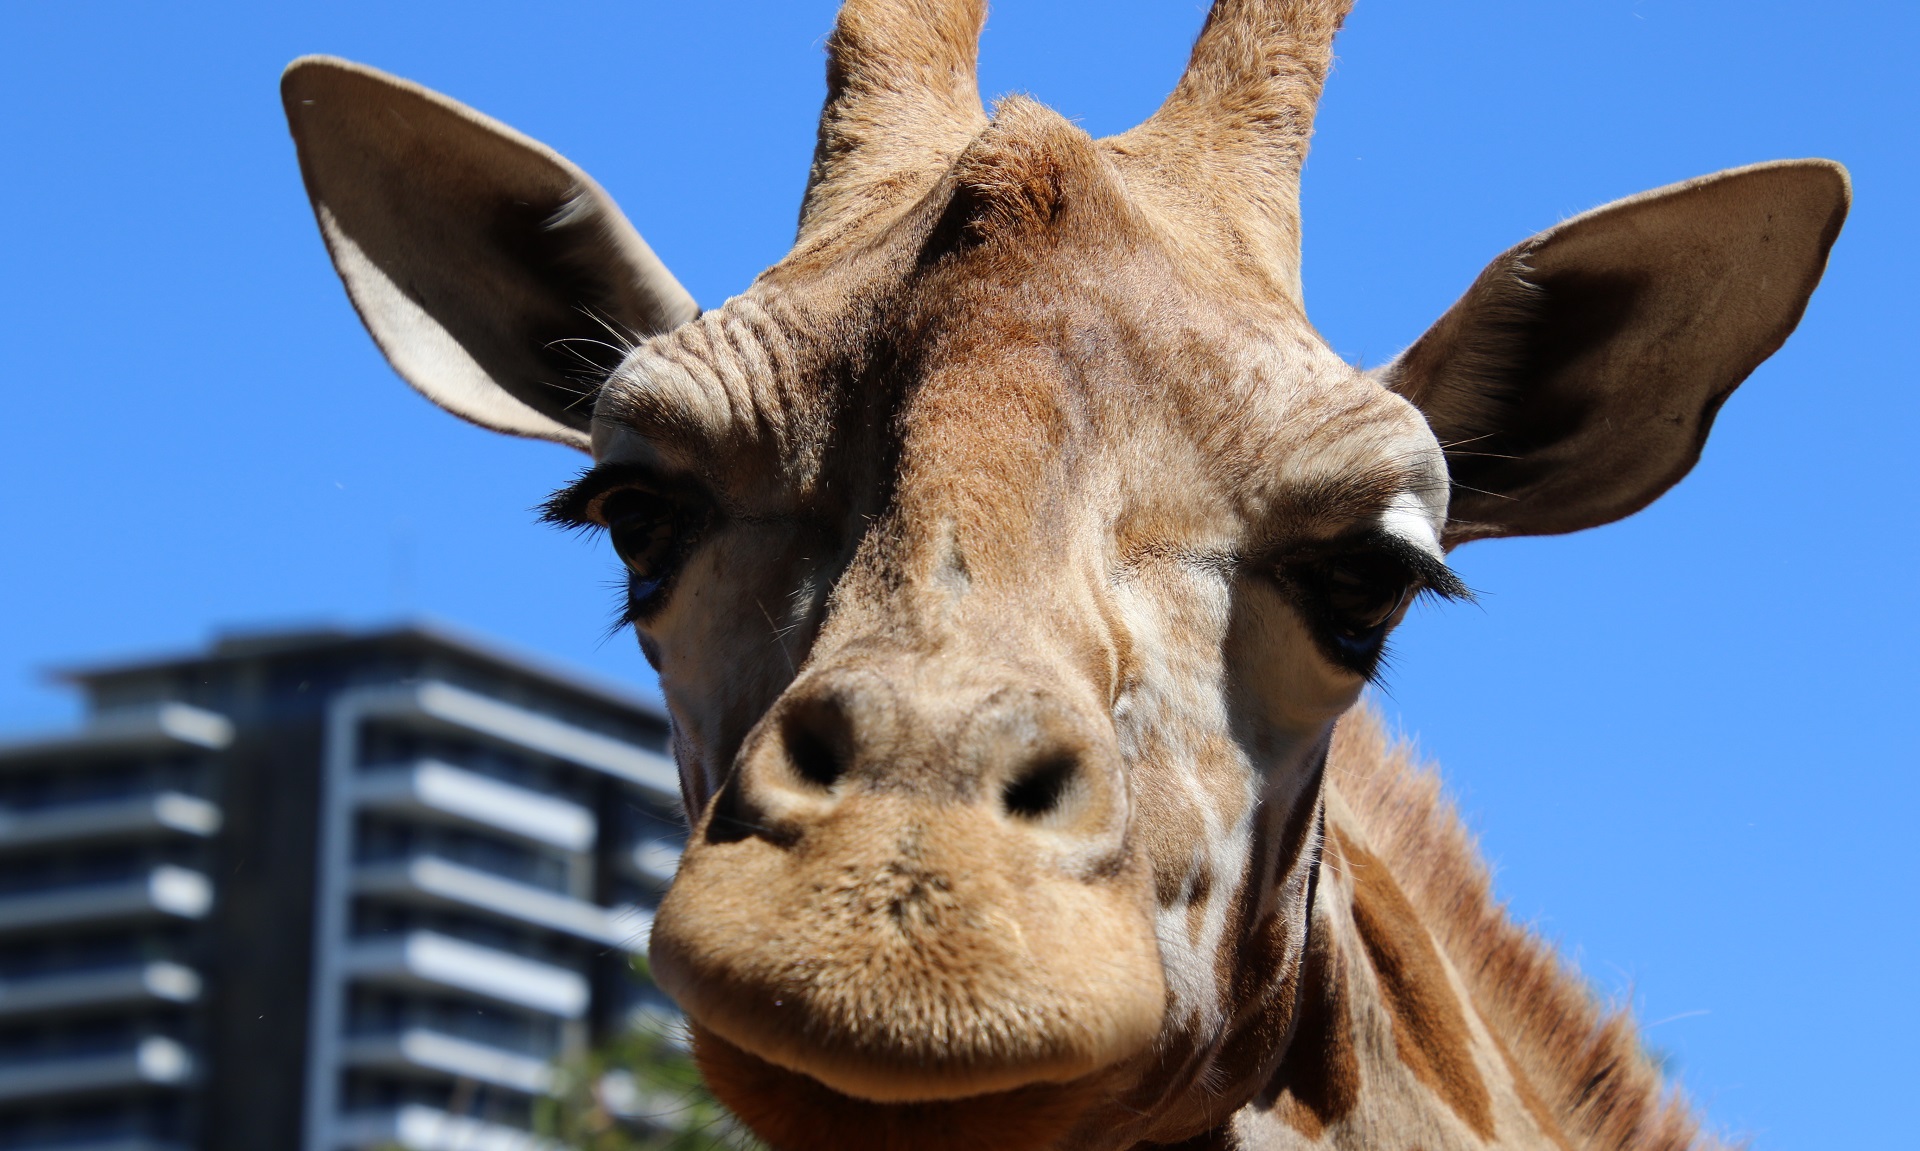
[546,189,598,231]
[1379,488,1446,559]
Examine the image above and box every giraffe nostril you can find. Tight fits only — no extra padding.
[1002,754,1080,821]
[782,706,847,790]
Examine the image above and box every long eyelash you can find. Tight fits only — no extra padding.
[540,468,610,531]
[540,462,671,530]
[1364,640,1401,689]
[1360,601,1430,687]
[1368,529,1476,603]
[602,574,640,641]
[1362,566,1479,688]
[601,572,647,641]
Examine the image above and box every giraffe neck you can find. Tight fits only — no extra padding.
[1231,793,1571,1150]
[1165,711,1713,1151]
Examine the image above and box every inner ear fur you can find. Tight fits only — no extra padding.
[282,56,699,451]
[1377,160,1848,543]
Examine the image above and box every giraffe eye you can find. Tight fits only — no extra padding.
[1318,552,1415,638]
[1279,546,1421,669]
[599,488,701,608]
[1278,531,1471,674]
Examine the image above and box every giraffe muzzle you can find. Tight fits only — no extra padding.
[647,663,1167,1106]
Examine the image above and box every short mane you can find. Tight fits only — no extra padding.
[1330,708,1726,1151]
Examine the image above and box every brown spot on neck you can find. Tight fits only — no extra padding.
[1338,825,1496,1140]
[1257,907,1361,1139]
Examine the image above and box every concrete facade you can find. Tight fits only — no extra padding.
[0,626,681,1151]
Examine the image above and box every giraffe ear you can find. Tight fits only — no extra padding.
[282,56,699,453]
[1376,160,1848,544]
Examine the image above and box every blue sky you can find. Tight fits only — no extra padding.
[1,1,1913,1144]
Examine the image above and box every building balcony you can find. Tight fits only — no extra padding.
[0,866,213,935]
[353,856,647,952]
[345,931,588,1019]
[0,1035,195,1102]
[339,1028,554,1096]
[335,1104,552,1151]
[0,702,232,770]
[351,681,676,800]
[355,761,594,854]
[0,960,201,1019]
[0,791,221,853]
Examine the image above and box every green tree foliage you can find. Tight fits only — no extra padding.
[535,1017,762,1151]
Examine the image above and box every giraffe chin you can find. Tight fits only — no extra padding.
[692,1024,1100,1151]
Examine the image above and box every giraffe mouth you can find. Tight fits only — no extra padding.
[647,792,1168,1105]
[691,1024,1101,1151]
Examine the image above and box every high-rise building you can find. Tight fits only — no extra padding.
[0,624,684,1151]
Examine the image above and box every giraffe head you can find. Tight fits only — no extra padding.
[283,3,1845,1148]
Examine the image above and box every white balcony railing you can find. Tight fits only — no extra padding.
[0,961,201,1018]
[345,931,589,1019]
[353,856,647,952]
[335,1104,554,1151]
[339,1028,554,1095]
[0,702,232,769]
[0,1035,194,1102]
[354,761,594,853]
[371,682,675,799]
[0,866,213,934]
[0,792,221,851]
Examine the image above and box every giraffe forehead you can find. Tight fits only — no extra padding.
[892,338,1447,545]
[594,201,1449,550]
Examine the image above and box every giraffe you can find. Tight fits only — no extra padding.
[281,2,1847,1148]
